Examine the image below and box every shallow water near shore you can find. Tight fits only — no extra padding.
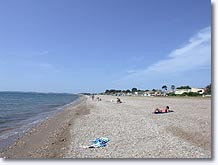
[0,91,80,149]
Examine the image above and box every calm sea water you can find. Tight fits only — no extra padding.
[0,92,80,148]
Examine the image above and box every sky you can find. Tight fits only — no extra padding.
[0,0,211,93]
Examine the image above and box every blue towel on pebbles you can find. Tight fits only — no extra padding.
[89,137,109,148]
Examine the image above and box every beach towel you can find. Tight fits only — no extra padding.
[81,137,110,148]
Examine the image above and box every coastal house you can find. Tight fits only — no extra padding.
[126,92,132,96]
[175,89,191,95]
[144,93,151,96]
[144,90,162,96]
[154,90,162,96]
[175,87,205,95]
[191,87,205,94]
[144,91,152,96]
[133,91,138,96]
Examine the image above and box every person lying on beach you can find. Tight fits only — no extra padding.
[153,106,170,114]
[117,98,122,103]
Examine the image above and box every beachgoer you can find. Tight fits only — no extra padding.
[117,98,122,103]
[91,95,95,101]
[154,106,169,113]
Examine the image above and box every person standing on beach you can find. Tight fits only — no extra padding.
[117,98,122,103]
[91,95,95,101]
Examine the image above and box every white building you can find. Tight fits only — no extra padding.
[134,92,138,95]
[175,89,191,94]
[191,87,205,94]
[144,92,151,96]
[175,87,205,95]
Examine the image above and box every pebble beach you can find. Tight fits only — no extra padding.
[1,95,211,159]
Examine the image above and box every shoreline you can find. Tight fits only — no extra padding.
[0,95,89,158]
[0,95,81,150]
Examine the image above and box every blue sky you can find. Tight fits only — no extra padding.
[0,0,211,93]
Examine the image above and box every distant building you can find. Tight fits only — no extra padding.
[144,91,151,96]
[175,89,191,94]
[175,87,204,95]
[191,87,205,94]
[126,92,132,96]
[133,92,138,96]
[154,91,162,96]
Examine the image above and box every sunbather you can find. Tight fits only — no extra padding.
[154,106,169,114]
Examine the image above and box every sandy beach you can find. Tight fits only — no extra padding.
[1,95,211,159]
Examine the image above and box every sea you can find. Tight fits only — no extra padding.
[0,91,80,149]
